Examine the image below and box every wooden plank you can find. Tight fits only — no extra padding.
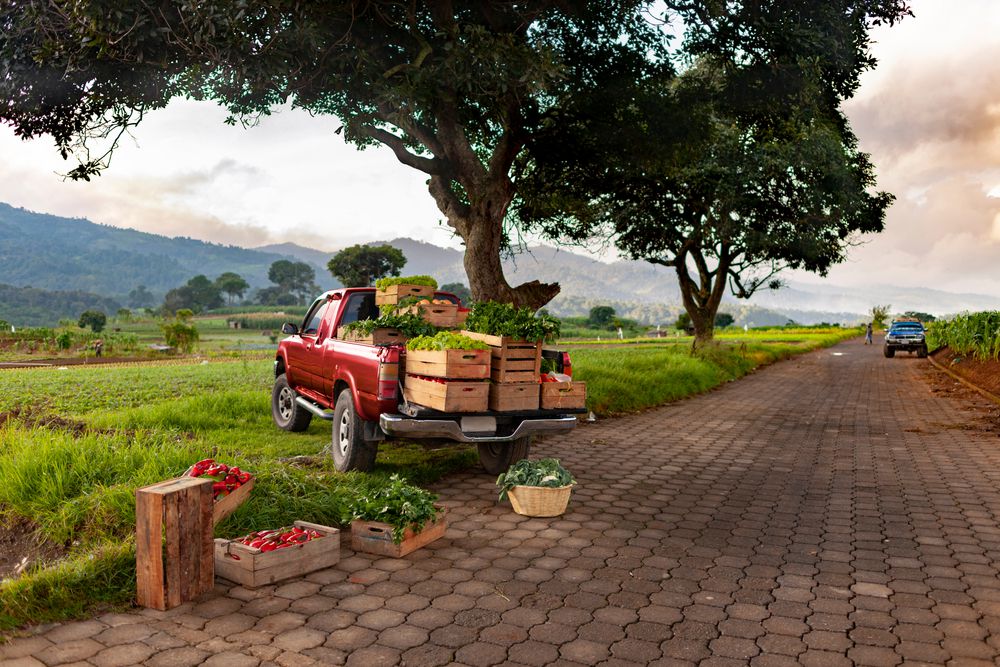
[338,327,406,345]
[400,302,459,328]
[163,490,182,609]
[492,357,538,371]
[177,483,203,604]
[403,375,489,412]
[197,481,215,596]
[490,368,541,384]
[351,510,448,558]
[135,490,165,610]
[489,383,541,411]
[540,382,587,409]
[213,478,254,526]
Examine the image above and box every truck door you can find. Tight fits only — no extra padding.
[287,297,332,392]
[327,291,381,408]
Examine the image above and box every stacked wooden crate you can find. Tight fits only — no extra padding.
[402,348,490,412]
[374,283,434,306]
[461,331,542,411]
[400,301,459,328]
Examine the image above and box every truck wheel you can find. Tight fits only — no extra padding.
[332,389,377,472]
[477,437,531,475]
[917,346,928,358]
[883,346,895,358]
[272,374,312,432]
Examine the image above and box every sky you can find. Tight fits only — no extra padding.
[1,1,999,295]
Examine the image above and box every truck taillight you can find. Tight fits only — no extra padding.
[378,362,398,400]
[561,352,572,378]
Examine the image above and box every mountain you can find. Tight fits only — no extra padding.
[0,203,323,299]
[255,242,334,271]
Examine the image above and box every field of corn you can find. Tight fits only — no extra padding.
[926,311,1000,361]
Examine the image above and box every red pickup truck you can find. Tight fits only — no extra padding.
[271,288,581,474]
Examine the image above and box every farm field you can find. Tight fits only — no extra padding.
[0,326,857,630]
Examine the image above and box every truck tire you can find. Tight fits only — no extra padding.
[477,437,531,475]
[883,346,895,358]
[917,346,928,358]
[272,374,312,432]
[332,389,377,472]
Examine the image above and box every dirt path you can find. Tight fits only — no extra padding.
[4,339,1000,666]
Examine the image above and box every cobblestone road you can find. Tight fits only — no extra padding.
[4,340,1000,666]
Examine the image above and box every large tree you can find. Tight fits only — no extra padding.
[215,272,250,304]
[267,260,318,305]
[0,1,670,309]
[328,244,406,288]
[518,1,906,345]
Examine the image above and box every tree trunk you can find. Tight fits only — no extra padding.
[674,250,728,353]
[689,309,716,351]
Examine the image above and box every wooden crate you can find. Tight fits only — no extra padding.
[403,374,488,412]
[489,382,540,411]
[540,381,588,410]
[405,348,490,379]
[375,283,435,306]
[214,521,341,589]
[351,509,447,558]
[401,302,459,328]
[338,327,406,345]
[460,331,542,383]
[183,468,255,526]
[136,477,214,610]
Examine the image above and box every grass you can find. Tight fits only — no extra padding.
[0,325,856,630]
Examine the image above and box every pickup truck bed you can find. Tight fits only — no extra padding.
[272,287,581,474]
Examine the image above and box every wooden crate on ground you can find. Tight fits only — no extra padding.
[460,330,542,384]
[136,477,214,610]
[490,383,540,411]
[540,381,587,410]
[403,374,488,412]
[351,509,448,558]
[214,521,341,588]
[338,327,406,345]
[404,348,490,379]
[183,467,255,526]
[399,301,459,328]
[375,284,435,306]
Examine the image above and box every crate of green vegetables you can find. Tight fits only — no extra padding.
[404,332,491,379]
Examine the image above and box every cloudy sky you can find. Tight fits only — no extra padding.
[1,1,998,295]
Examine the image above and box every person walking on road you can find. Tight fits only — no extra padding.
[865,323,873,345]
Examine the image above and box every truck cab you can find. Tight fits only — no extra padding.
[272,288,581,474]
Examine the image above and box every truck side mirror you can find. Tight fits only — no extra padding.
[281,323,299,335]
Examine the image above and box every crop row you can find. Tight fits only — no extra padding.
[926,311,1000,361]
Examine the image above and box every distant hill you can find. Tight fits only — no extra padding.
[255,242,335,273]
[0,284,122,327]
[0,203,324,299]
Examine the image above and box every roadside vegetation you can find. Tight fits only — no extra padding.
[927,312,1000,361]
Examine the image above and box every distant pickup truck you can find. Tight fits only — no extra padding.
[271,288,581,474]
[884,319,928,358]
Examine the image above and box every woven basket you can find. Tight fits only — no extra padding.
[507,484,574,517]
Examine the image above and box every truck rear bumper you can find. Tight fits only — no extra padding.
[379,413,578,443]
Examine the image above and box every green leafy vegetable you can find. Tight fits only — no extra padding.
[340,312,439,339]
[496,458,575,500]
[375,275,438,290]
[407,331,490,351]
[344,474,441,543]
[465,301,560,341]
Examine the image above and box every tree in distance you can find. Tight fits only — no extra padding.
[871,305,892,330]
[588,306,617,330]
[440,283,472,304]
[215,272,250,305]
[676,312,693,333]
[78,310,107,333]
[127,285,155,309]
[715,313,735,329]
[903,311,936,323]
[162,275,223,314]
[266,260,318,306]
[328,245,406,287]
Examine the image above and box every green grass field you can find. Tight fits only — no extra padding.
[0,326,857,630]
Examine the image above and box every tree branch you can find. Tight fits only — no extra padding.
[361,125,442,175]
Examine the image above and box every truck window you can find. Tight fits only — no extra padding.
[302,299,330,335]
[340,292,378,326]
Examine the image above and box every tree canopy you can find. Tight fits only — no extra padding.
[78,310,107,333]
[328,245,406,288]
[266,260,318,305]
[162,275,224,314]
[215,272,250,304]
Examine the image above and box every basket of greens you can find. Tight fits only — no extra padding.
[496,458,575,517]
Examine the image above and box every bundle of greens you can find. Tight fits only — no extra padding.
[464,301,560,341]
[344,474,441,543]
[340,312,439,339]
[407,331,490,352]
[496,458,575,500]
[375,275,438,290]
